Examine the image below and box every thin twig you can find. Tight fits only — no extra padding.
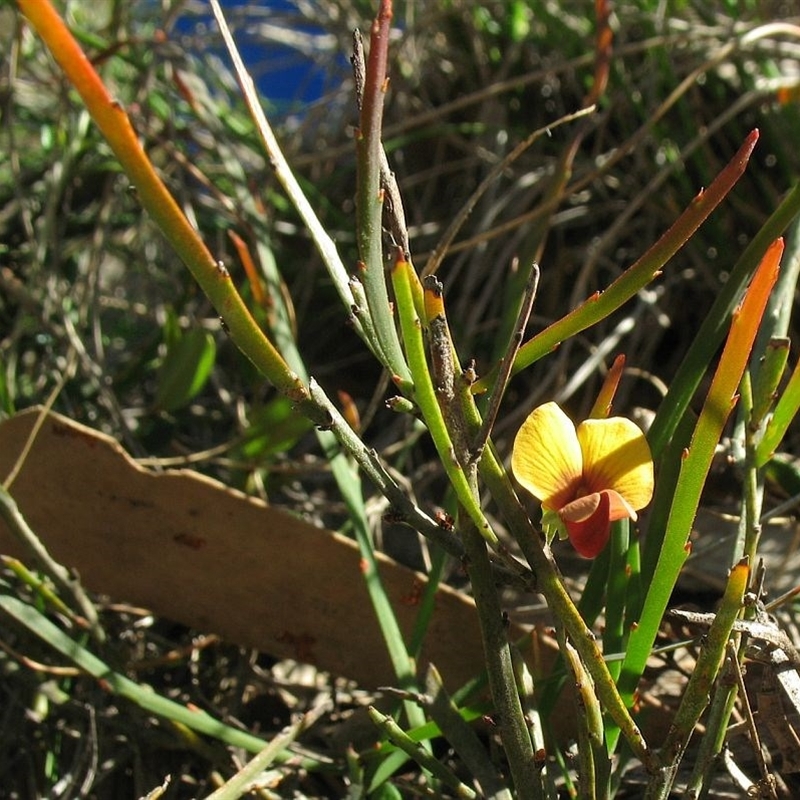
[208,0,370,346]
[2,351,76,491]
[471,263,539,461]
[0,487,104,644]
[307,379,464,558]
[205,697,332,800]
[726,641,778,799]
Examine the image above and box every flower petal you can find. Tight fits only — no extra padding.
[559,492,602,522]
[561,491,612,558]
[605,488,638,522]
[511,402,583,510]
[576,416,654,511]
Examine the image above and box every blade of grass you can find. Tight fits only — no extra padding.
[616,239,782,720]
[481,0,611,365]
[0,594,302,759]
[223,229,427,736]
[603,520,630,684]
[648,180,800,461]
[472,130,759,393]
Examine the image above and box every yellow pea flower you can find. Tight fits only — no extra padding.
[511,402,654,558]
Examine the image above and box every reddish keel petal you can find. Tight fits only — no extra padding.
[561,491,612,558]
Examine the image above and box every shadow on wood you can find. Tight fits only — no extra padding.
[0,408,526,689]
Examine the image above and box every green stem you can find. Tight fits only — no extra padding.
[460,514,541,799]
[477,450,652,769]
[473,130,759,393]
[649,180,800,460]
[355,0,412,387]
[16,0,308,406]
[645,560,748,799]
[392,258,498,547]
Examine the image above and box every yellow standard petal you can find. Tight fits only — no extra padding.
[576,416,654,512]
[511,402,583,510]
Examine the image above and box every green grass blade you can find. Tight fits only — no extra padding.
[603,520,630,684]
[617,238,782,712]
[154,328,216,412]
[648,180,800,460]
[0,595,280,757]
[756,357,800,466]
[473,130,759,392]
[233,207,426,719]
